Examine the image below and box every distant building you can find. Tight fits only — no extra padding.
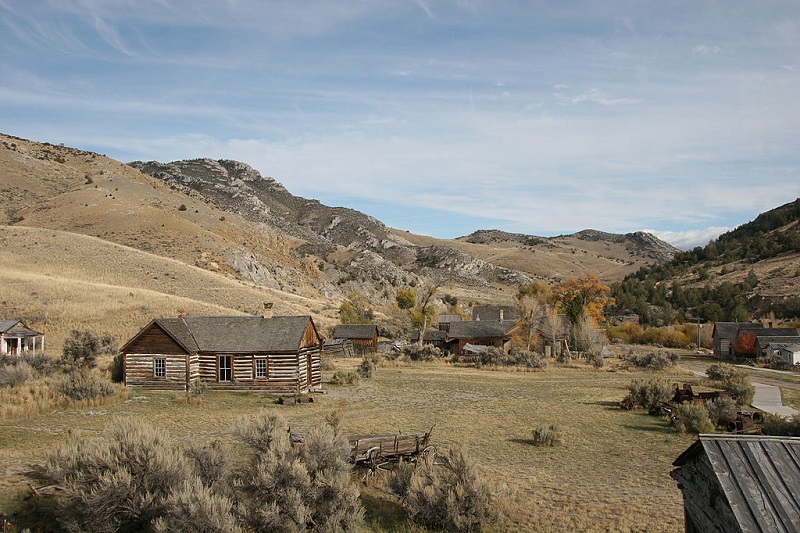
[0,320,45,356]
[332,324,379,355]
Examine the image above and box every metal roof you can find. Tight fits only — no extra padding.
[673,434,800,532]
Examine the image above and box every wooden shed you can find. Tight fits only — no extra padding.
[671,434,800,532]
[332,324,378,355]
[0,319,44,356]
[445,320,520,356]
[122,315,322,394]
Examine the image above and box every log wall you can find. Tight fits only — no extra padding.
[125,353,196,390]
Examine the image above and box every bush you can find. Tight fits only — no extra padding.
[62,330,117,369]
[20,353,58,376]
[622,378,674,410]
[623,350,679,370]
[234,410,364,532]
[531,425,563,447]
[704,396,738,425]
[57,372,116,401]
[721,372,755,406]
[109,353,125,383]
[0,360,35,387]
[673,402,714,434]
[757,354,787,370]
[44,419,238,532]
[761,414,800,437]
[358,357,374,378]
[401,446,494,532]
[331,370,360,385]
[387,459,414,498]
[706,362,738,382]
[588,351,604,368]
[404,344,442,362]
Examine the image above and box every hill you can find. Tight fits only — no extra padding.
[609,199,800,324]
[2,132,678,350]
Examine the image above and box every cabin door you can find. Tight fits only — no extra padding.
[306,353,313,387]
[218,355,232,382]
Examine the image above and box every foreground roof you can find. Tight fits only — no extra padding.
[673,434,800,531]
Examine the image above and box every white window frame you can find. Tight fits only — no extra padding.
[154,357,166,379]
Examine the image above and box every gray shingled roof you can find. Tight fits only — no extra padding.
[0,320,42,337]
[673,434,800,531]
[447,320,517,339]
[713,322,764,338]
[333,324,378,339]
[154,315,315,353]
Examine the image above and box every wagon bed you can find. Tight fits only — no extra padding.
[348,427,433,465]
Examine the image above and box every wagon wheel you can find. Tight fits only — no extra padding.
[361,447,390,483]
[412,445,437,465]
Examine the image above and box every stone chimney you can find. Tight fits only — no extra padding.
[263,302,274,319]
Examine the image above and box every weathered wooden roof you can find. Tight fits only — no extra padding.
[438,314,463,323]
[410,329,447,342]
[132,315,318,354]
[333,324,378,339]
[0,320,42,337]
[712,322,764,339]
[447,320,517,339]
[673,434,800,531]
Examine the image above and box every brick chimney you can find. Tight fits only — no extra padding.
[263,302,274,319]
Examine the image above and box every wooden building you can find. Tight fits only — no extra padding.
[445,320,520,356]
[332,324,378,355]
[0,319,45,356]
[671,434,800,532]
[122,315,322,394]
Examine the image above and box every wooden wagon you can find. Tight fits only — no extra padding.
[348,426,435,480]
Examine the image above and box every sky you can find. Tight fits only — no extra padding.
[1,1,799,250]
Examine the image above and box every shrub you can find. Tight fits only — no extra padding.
[152,477,241,533]
[761,414,800,437]
[673,402,714,434]
[622,350,679,370]
[184,440,232,491]
[404,344,442,362]
[588,351,604,368]
[320,357,336,371]
[234,410,364,532]
[0,360,35,387]
[704,396,738,425]
[706,362,738,382]
[109,353,124,383]
[358,357,374,378]
[721,372,755,406]
[43,419,236,532]
[178,204,187,211]
[531,425,563,447]
[387,459,414,498]
[20,353,58,376]
[757,354,787,370]
[331,370,360,385]
[622,378,674,410]
[402,446,494,532]
[62,330,117,369]
[57,372,116,401]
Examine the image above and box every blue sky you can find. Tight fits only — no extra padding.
[2,1,798,249]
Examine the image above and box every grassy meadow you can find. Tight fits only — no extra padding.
[0,355,700,532]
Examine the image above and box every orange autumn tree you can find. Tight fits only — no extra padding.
[551,273,614,327]
[733,330,757,356]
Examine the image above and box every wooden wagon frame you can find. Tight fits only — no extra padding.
[348,426,435,478]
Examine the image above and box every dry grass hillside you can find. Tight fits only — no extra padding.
[0,226,340,350]
[1,132,680,352]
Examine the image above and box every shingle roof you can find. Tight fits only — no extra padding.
[447,320,517,339]
[0,320,42,337]
[673,434,800,531]
[153,315,315,353]
[333,324,378,339]
[713,322,764,338]
[472,305,515,321]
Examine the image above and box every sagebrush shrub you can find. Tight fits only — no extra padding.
[0,360,35,387]
[358,357,374,378]
[402,446,494,532]
[57,372,115,401]
[721,372,755,406]
[704,396,738,425]
[623,378,674,410]
[761,414,800,437]
[531,425,563,447]
[706,362,738,382]
[404,344,442,361]
[234,410,364,532]
[331,370,360,385]
[673,402,714,434]
[387,459,414,499]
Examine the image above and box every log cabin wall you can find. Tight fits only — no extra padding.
[125,353,192,390]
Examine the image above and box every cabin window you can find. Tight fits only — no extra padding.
[218,355,232,382]
[154,357,166,379]
[255,358,267,379]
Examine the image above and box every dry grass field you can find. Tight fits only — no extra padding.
[0,356,700,532]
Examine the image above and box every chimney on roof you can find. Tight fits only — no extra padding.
[263,302,274,319]
[499,309,504,321]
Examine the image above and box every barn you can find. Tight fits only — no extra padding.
[122,315,322,394]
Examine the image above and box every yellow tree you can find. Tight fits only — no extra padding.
[515,281,551,351]
[551,274,614,327]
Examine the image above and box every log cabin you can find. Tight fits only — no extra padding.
[121,315,322,394]
[332,324,379,355]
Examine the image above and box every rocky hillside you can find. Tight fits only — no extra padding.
[2,132,679,326]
